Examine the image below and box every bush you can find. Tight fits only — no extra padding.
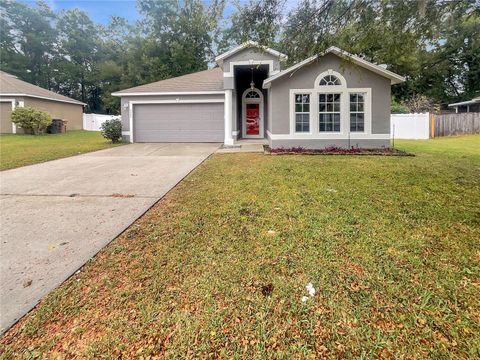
[100,118,122,143]
[391,97,410,114]
[10,107,52,135]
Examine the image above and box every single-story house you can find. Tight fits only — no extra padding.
[0,71,85,134]
[112,42,405,148]
[448,96,480,113]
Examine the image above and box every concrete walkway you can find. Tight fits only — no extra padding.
[0,143,219,334]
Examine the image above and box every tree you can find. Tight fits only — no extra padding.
[219,0,284,52]
[0,0,57,87]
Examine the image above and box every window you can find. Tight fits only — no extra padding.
[294,94,310,132]
[319,93,341,132]
[319,75,341,86]
[245,90,260,99]
[350,93,365,132]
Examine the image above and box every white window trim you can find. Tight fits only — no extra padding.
[314,70,347,89]
[289,87,372,138]
[290,90,313,135]
[127,98,225,143]
[242,87,264,139]
[348,91,370,134]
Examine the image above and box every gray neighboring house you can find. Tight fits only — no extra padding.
[448,96,480,113]
[112,42,405,148]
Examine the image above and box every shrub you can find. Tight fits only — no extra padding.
[100,118,122,143]
[10,107,52,135]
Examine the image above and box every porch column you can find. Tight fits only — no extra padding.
[224,89,234,146]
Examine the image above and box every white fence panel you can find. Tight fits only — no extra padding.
[390,113,430,139]
[83,114,118,131]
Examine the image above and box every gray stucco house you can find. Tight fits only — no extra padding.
[112,42,405,148]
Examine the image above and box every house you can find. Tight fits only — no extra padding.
[112,42,405,149]
[448,96,480,113]
[0,71,85,134]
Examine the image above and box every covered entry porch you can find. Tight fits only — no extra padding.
[224,64,270,145]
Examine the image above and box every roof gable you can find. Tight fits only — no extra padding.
[263,47,405,87]
[215,41,287,67]
[0,71,86,105]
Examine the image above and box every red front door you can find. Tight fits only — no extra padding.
[246,104,260,136]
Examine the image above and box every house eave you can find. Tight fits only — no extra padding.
[111,91,226,97]
[263,47,405,86]
[215,41,288,67]
[0,93,86,106]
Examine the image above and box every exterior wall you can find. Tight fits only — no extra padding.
[222,48,282,74]
[23,97,84,130]
[269,53,391,149]
[222,48,282,90]
[120,94,225,142]
[0,99,15,133]
[270,139,390,149]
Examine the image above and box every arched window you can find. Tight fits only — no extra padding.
[245,90,260,99]
[319,75,341,86]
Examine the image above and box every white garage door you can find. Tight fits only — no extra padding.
[133,103,224,142]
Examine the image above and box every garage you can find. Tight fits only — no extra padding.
[133,102,224,143]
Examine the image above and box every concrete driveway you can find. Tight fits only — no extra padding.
[0,143,219,333]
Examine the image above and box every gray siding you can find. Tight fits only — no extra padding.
[222,48,282,74]
[270,53,391,135]
[133,103,224,143]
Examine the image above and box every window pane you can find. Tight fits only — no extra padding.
[357,94,364,102]
[350,93,357,102]
[319,94,325,102]
[350,103,356,112]
[326,103,332,112]
[303,104,310,112]
[295,103,302,112]
[303,94,310,103]
[296,95,302,103]
[327,94,334,102]
[334,103,340,112]
[319,103,326,111]
[358,103,364,111]
[333,94,340,102]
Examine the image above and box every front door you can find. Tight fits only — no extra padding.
[246,104,260,136]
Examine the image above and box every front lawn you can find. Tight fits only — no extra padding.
[1,136,479,358]
[0,131,123,171]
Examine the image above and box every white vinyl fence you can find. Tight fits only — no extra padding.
[83,113,119,131]
[390,113,430,139]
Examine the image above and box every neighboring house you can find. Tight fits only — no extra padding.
[0,71,85,134]
[112,42,405,148]
[448,96,480,113]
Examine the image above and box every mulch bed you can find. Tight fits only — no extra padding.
[265,146,413,156]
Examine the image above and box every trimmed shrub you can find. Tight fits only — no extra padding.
[10,107,52,135]
[100,118,122,143]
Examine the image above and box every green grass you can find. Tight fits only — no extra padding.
[1,136,479,358]
[0,131,123,170]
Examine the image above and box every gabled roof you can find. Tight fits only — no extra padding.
[263,46,405,87]
[215,41,287,67]
[111,68,224,96]
[0,71,86,105]
[448,96,480,107]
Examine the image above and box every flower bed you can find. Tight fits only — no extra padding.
[267,146,413,156]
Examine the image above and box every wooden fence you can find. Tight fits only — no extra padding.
[434,112,480,137]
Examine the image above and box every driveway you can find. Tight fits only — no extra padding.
[0,143,219,333]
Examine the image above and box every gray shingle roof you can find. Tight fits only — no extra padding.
[0,71,85,105]
[112,68,224,95]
